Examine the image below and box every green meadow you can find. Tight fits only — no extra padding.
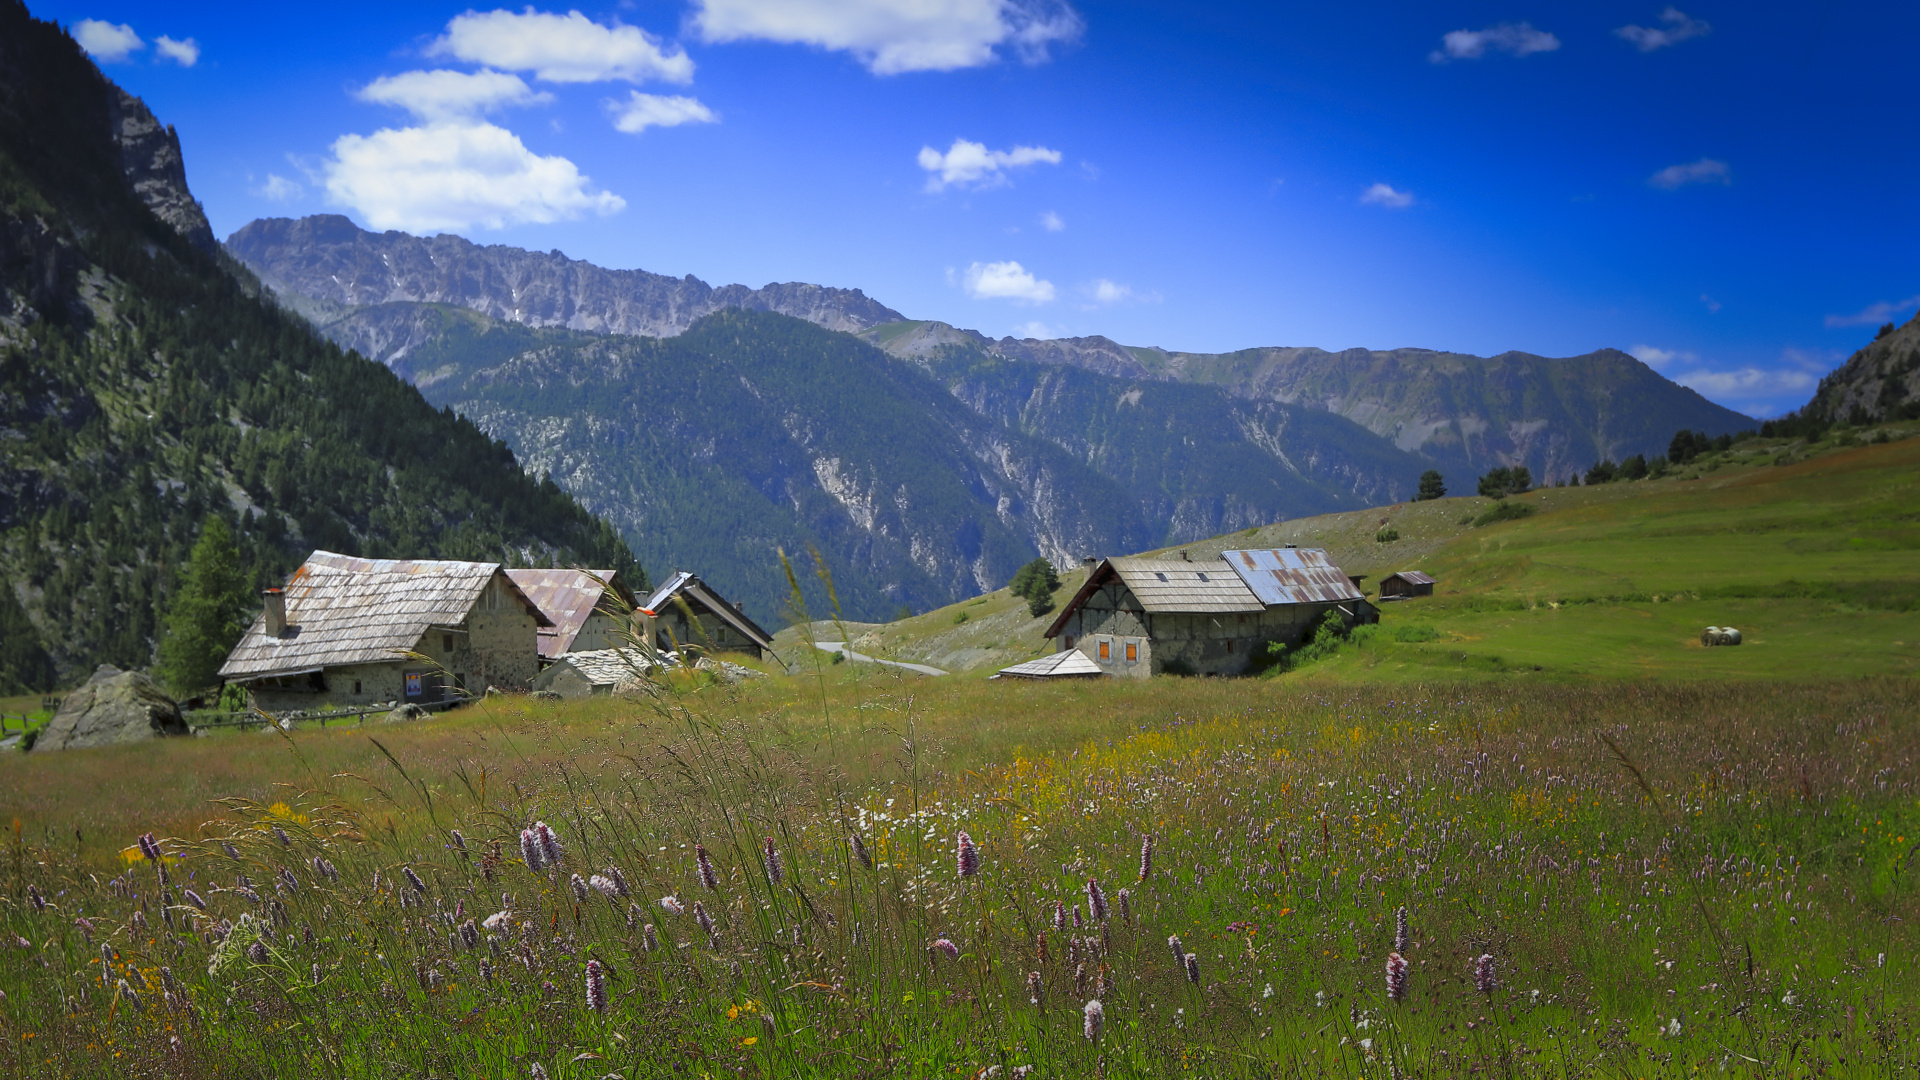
[1,430,1915,1078]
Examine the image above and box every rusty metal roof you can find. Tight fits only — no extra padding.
[1109,558,1264,613]
[506,568,631,658]
[219,551,548,681]
[1384,570,1436,586]
[1219,548,1366,605]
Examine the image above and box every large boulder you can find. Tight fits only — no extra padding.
[32,665,188,752]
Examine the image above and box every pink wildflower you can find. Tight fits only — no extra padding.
[1473,953,1496,996]
[696,844,718,890]
[932,937,960,960]
[763,837,783,884]
[1086,879,1108,923]
[519,829,543,870]
[585,959,607,1012]
[956,831,979,878]
[534,822,562,866]
[1138,835,1154,882]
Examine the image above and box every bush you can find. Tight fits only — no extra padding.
[1389,622,1442,642]
[1415,470,1446,501]
[1472,501,1535,527]
[1375,526,1400,543]
[952,612,969,625]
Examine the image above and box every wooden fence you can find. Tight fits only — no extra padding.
[187,700,461,733]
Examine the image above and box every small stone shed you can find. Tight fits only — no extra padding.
[219,551,550,711]
[639,571,774,659]
[505,568,636,659]
[1043,547,1374,678]
[531,648,650,697]
[1378,570,1436,600]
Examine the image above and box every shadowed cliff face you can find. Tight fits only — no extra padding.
[226,215,907,338]
[106,87,215,253]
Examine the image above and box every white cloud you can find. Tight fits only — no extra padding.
[606,92,718,134]
[1616,8,1711,52]
[429,9,693,84]
[1629,344,1696,371]
[1824,295,1920,329]
[693,0,1082,75]
[1360,182,1413,209]
[1701,294,1721,313]
[252,174,305,202]
[1633,344,1820,412]
[1080,278,1158,306]
[357,70,553,122]
[154,34,200,66]
[1040,210,1065,232]
[323,120,625,232]
[962,260,1055,304]
[1429,22,1559,62]
[1011,320,1057,338]
[917,138,1062,192]
[1648,157,1730,189]
[75,19,143,62]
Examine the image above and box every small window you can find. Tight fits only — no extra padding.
[1125,642,1139,663]
[1064,635,1075,649]
[443,634,454,651]
[1154,572,1168,581]
[1196,572,1209,582]
[1226,640,1234,653]
[353,680,362,695]
[1098,640,1110,660]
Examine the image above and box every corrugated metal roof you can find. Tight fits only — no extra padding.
[506,569,629,658]
[1385,570,1436,586]
[546,648,656,686]
[219,551,547,681]
[1108,558,1264,613]
[995,651,1106,679]
[642,571,775,652]
[1220,548,1366,606]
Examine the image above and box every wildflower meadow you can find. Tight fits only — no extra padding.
[0,668,1914,1078]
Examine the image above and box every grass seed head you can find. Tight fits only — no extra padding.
[851,833,873,870]
[403,866,427,895]
[1083,998,1104,1041]
[696,844,718,890]
[694,900,717,940]
[763,837,784,884]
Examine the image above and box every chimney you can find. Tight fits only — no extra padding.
[263,588,287,638]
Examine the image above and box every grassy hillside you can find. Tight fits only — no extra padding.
[794,423,1920,680]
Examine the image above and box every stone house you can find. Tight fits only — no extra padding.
[1043,547,1374,678]
[531,649,646,698]
[505,568,636,659]
[219,551,550,712]
[638,571,774,660]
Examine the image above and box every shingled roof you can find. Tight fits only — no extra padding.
[219,552,549,681]
[506,568,632,658]
[1045,547,1362,639]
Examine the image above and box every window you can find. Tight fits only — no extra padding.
[1125,642,1138,663]
[443,634,454,651]
[353,680,362,695]
[1064,635,1075,649]
[1098,640,1110,660]
[1226,640,1234,653]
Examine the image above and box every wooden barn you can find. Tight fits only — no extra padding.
[505,568,636,659]
[219,552,549,711]
[1043,547,1375,678]
[639,571,775,659]
[1378,570,1436,600]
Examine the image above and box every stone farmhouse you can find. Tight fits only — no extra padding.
[1043,547,1374,678]
[505,568,636,658]
[219,552,550,711]
[638,571,775,660]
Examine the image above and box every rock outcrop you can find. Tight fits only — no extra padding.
[32,665,188,751]
[225,215,906,340]
[107,87,216,253]
[1796,311,1920,424]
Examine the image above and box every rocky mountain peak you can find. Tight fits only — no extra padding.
[106,86,216,253]
[225,215,907,339]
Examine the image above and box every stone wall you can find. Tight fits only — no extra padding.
[532,664,602,698]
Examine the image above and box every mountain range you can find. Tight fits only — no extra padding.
[0,0,634,691]
[227,216,1757,621]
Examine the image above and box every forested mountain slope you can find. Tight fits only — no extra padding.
[0,0,636,691]
[1796,310,1920,424]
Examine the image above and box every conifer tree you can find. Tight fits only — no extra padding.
[154,516,254,695]
[1415,470,1446,501]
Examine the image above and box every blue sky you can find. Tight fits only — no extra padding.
[41,1,1920,418]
